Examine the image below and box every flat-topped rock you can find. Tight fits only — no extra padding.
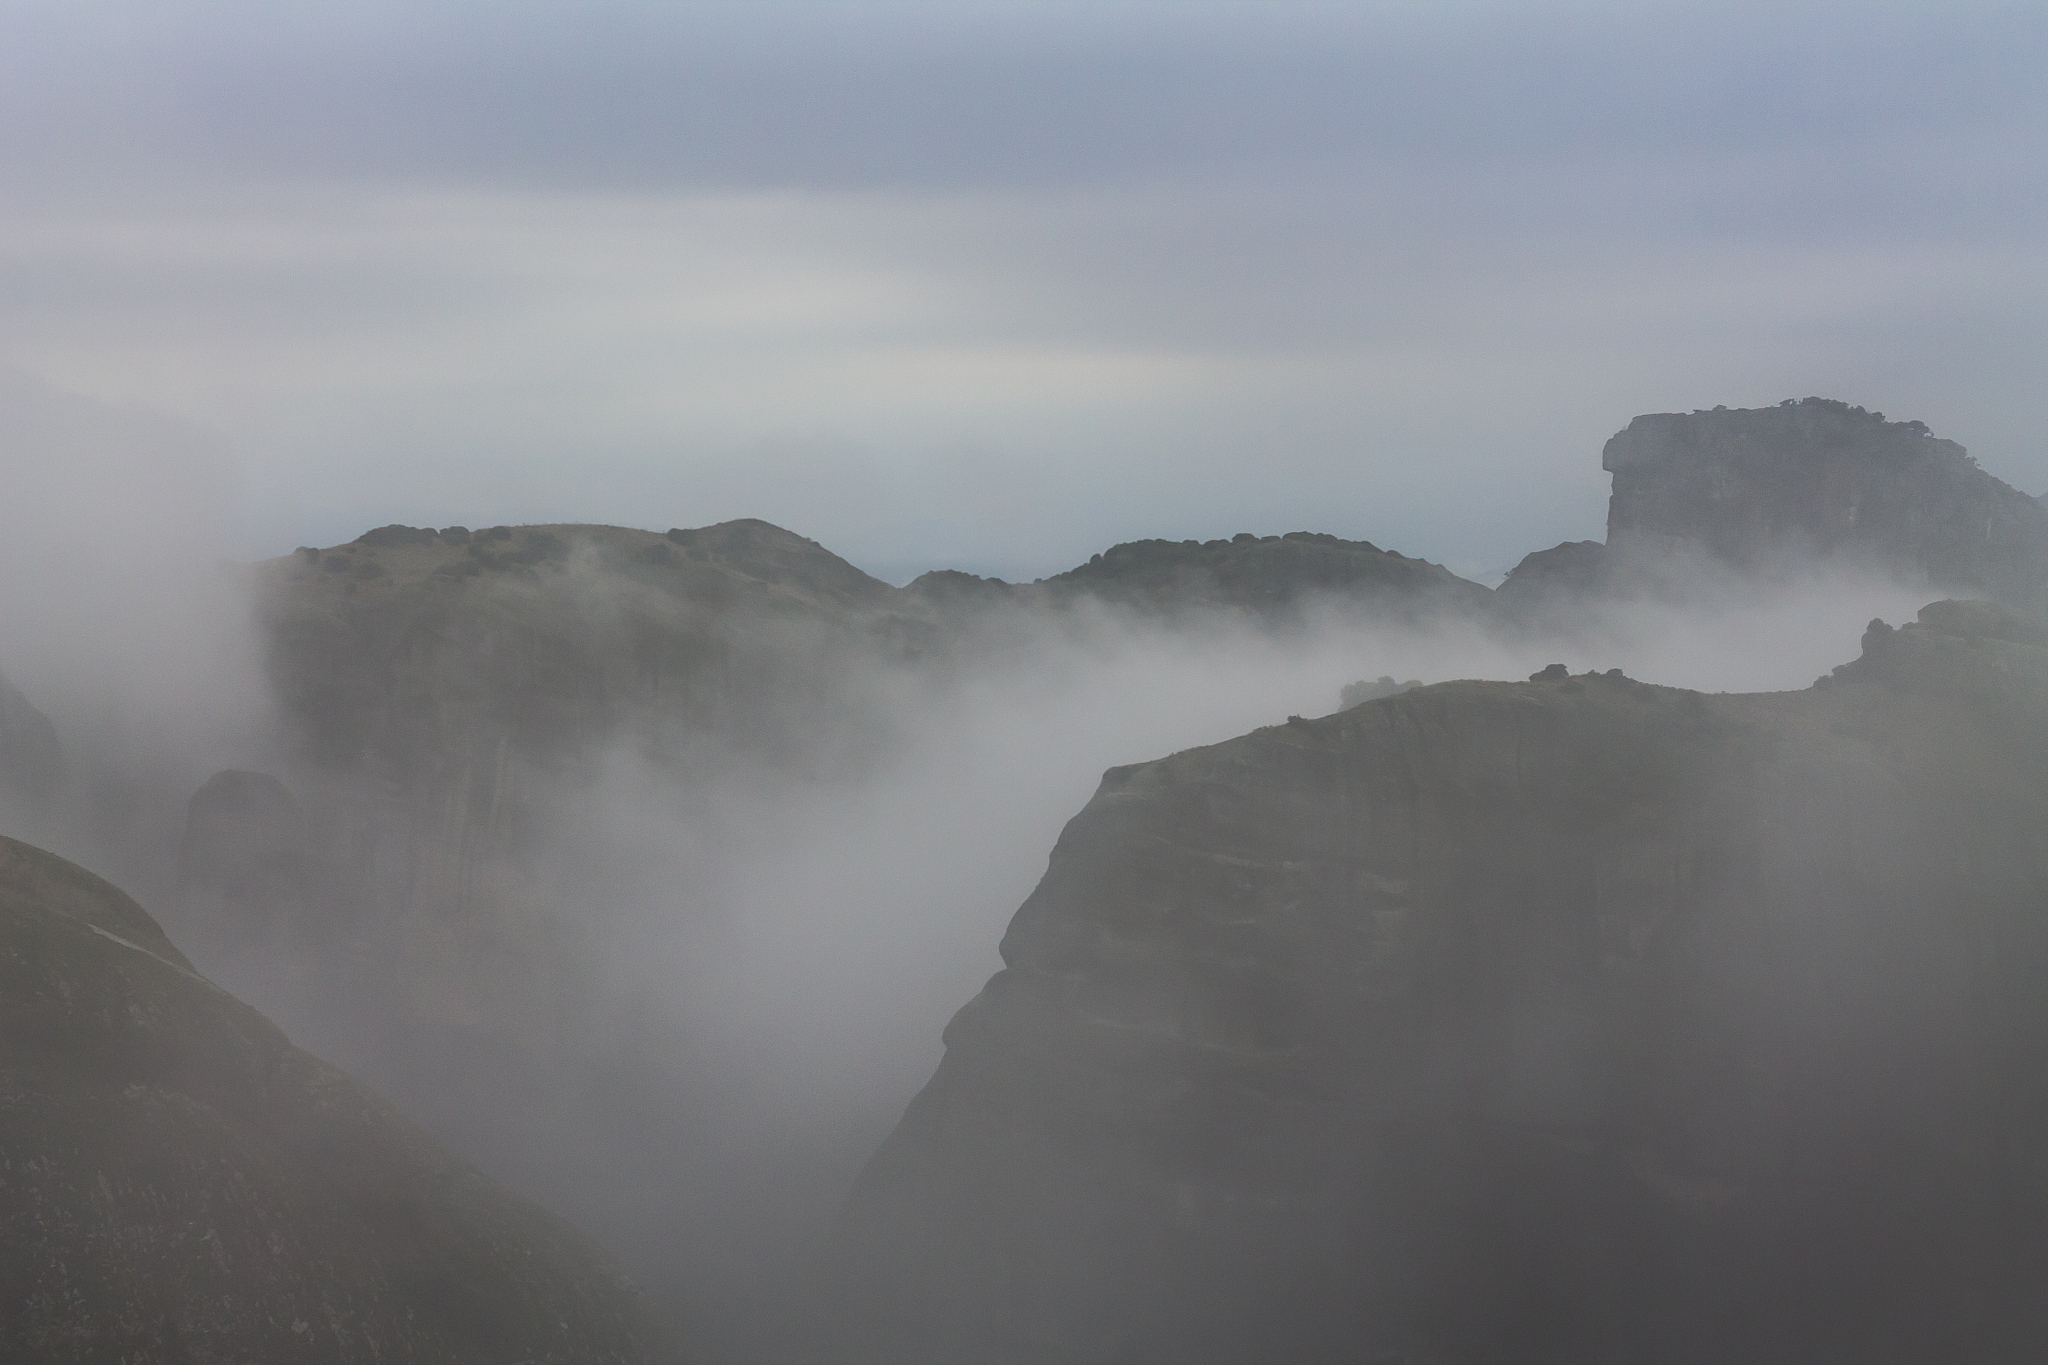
[1602,399,2048,604]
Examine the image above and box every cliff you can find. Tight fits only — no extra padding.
[148,513,1506,1352]
[0,835,676,1363]
[822,599,2048,1362]
[1502,400,2048,610]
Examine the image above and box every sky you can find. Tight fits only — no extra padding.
[2,0,2044,582]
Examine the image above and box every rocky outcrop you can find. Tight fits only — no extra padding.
[1502,400,2048,611]
[159,514,1502,1353]
[0,834,676,1363]
[1494,538,1611,612]
[229,517,1508,1071]
[821,601,2048,1363]
[903,533,1497,626]
[1337,675,1422,709]
[1040,531,1495,621]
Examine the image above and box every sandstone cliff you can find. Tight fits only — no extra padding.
[1502,399,2048,611]
[0,834,676,1363]
[822,600,2048,1363]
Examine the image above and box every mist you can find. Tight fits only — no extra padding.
[0,364,1950,1359]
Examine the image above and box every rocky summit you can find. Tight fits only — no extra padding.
[1034,531,1496,621]
[1502,399,2048,610]
[822,599,2048,1363]
[0,834,676,1364]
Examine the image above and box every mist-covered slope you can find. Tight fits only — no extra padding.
[0,835,676,1363]
[210,513,1502,1095]
[822,599,2048,1363]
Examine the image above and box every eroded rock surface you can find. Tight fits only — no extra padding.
[0,835,677,1364]
[823,601,2048,1363]
[1503,399,2048,611]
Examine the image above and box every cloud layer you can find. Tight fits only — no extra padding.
[2,1,2043,579]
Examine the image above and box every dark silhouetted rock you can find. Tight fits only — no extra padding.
[1502,401,2048,613]
[822,601,2048,1363]
[355,523,441,548]
[1041,531,1496,621]
[1603,399,2048,604]
[901,569,1021,609]
[1495,538,1611,610]
[0,835,677,1364]
[1338,675,1422,709]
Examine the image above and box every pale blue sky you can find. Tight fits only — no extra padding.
[2,1,2043,581]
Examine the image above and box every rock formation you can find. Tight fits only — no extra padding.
[136,513,1503,1353]
[215,517,1502,1071]
[1502,399,2048,611]
[1338,675,1422,709]
[911,530,1495,623]
[0,834,676,1363]
[822,599,2048,1362]
[1041,531,1494,620]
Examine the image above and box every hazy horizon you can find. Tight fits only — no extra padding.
[4,1,2045,584]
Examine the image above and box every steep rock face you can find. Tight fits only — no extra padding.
[0,835,676,1363]
[180,514,1499,1352]
[1500,400,2048,612]
[824,602,2048,1363]
[1603,399,2048,604]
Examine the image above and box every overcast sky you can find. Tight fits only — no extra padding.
[2,0,2043,582]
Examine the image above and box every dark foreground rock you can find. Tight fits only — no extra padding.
[822,600,2048,1364]
[0,835,677,1364]
[1502,399,2048,611]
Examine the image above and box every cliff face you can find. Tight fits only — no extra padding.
[198,516,1502,1092]
[1503,400,2048,611]
[152,514,1504,1351]
[823,601,2048,1363]
[1607,399,2048,601]
[0,835,675,1364]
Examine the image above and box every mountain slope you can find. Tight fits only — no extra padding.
[0,835,677,1364]
[822,599,2048,1363]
